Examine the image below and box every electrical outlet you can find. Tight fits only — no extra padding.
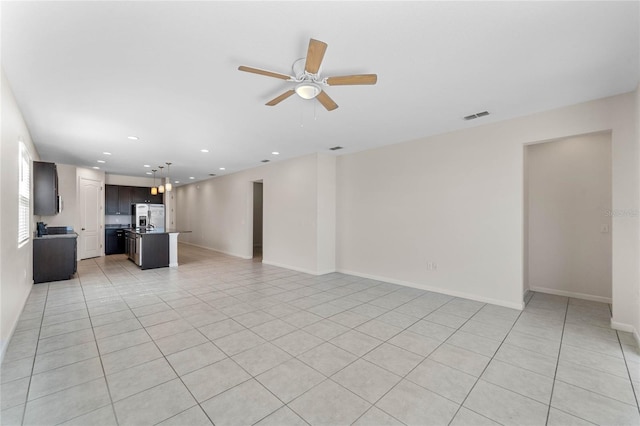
[427,262,438,271]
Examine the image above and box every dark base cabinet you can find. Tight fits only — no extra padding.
[141,233,169,270]
[125,231,169,270]
[33,236,77,284]
[105,229,126,255]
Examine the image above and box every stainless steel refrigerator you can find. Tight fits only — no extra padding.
[133,203,165,230]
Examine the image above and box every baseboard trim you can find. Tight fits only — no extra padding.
[261,260,334,276]
[179,242,252,260]
[1,284,34,364]
[337,268,525,310]
[529,286,612,304]
[610,320,640,346]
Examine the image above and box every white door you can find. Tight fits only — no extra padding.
[79,177,102,259]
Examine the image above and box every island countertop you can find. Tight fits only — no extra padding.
[124,228,192,235]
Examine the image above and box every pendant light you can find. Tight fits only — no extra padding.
[158,166,165,194]
[151,169,158,195]
[165,162,172,192]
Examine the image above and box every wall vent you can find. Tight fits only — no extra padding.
[329,146,343,151]
[463,111,490,121]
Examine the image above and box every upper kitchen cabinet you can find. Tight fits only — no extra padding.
[34,161,59,216]
[150,191,164,205]
[105,185,132,215]
[118,186,132,214]
[105,184,119,214]
[106,185,164,215]
[132,186,163,204]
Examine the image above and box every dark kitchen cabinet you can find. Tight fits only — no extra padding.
[105,228,126,254]
[33,235,77,283]
[141,233,169,269]
[118,186,132,214]
[131,186,163,204]
[105,185,119,214]
[150,191,164,204]
[34,161,59,216]
[105,185,163,216]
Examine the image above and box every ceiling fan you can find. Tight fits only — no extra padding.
[238,38,377,111]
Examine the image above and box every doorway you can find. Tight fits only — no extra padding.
[252,181,263,261]
[524,131,612,303]
[79,176,102,259]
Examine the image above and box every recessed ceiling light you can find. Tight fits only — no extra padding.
[93,166,100,170]
[272,151,280,155]
[143,165,150,168]
[189,177,195,180]
[145,172,152,175]
[175,180,180,183]
[128,136,139,140]
[201,149,209,153]
[97,160,106,163]
[219,167,225,170]
[103,152,111,155]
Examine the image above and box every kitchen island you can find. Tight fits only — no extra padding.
[125,228,190,270]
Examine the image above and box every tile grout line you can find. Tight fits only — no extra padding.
[19,281,50,426]
[76,260,122,426]
[243,283,447,425]
[348,297,496,425]
[543,296,569,426]
[445,297,529,426]
[613,319,640,414]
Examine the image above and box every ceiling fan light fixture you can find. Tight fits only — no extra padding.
[295,82,321,100]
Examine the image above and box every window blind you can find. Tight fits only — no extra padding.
[18,142,30,245]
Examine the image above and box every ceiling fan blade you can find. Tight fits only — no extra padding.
[316,91,338,111]
[238,66,292,80]
[304,39,328,74]
[326,74,378,86]
[266,90,295,106]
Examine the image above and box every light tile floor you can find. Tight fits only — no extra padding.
[1,244,639,425]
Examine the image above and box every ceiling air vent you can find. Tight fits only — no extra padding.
[329,146,343,151]
[463,111,490,121]
[208,173,216,177]
[261,159,270,163]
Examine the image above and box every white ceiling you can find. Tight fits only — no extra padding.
[2,1,638,185]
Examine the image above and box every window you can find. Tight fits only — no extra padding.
[18,141,31,246]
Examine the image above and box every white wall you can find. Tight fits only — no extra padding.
[317,154,336,274]
[337,92,638,322]
[635,83,640,343]
[526,132,612,302]
[175,153,336,275]
[1,69,40,360]
[105,174,155,187]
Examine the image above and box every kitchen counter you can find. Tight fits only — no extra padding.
[35,233,78,239]
[125,228,191,234]
[106,224,131,229]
